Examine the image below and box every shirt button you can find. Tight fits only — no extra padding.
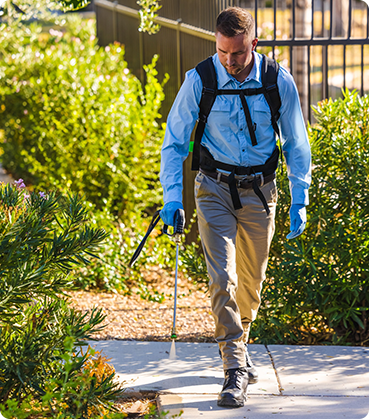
[242,149,245,152]
[240,128,243,131]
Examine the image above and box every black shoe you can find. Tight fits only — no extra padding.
[218,345,258,384]
[217,367,249,408]
[245,344,258,384]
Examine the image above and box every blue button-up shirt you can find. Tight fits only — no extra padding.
[160,51,311,206]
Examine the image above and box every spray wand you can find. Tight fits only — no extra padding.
[163,209,185,340]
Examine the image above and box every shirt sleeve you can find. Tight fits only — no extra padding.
[160,69,202,204]
[277,67,312,206]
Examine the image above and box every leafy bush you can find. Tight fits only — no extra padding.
[0,16,167,223]
[0,182,126,418]
[137,0,162,34]
[254,90,369,345]
[0,15,176,295]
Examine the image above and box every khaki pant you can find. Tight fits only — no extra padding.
[194,171,277,370]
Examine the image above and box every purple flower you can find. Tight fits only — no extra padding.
[39,192,46,199]
[14,179,26,189]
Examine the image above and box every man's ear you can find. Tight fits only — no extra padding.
[252,38,258,51]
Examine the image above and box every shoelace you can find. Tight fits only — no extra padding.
[224,368,245,389]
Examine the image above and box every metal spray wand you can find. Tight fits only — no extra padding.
[166,209,185,340]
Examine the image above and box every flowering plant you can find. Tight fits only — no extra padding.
[0,182,125,417]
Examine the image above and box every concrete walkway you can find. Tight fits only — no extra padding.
[89,341,369,419]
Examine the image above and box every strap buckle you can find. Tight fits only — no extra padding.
[197,113,208,124]
[254,172,264,187]
[265,84,278,92]
[235,172,264,187]
[202,87,216,95]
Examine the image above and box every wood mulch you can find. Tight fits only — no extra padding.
[67,268,215,343]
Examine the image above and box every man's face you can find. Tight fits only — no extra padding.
[216,32,258,81]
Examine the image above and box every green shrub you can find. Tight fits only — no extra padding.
[253,90,369,345]
[0,16,167,223]
[0,182,125,418]
[137,0,162,34]
[0,16,175,295]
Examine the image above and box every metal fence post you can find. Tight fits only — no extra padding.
[112,0,117,42]
[176,18,182,90]
[139,31,144,84]
[292,0,312,123]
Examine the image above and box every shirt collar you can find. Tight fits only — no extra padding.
[213,51,262,87]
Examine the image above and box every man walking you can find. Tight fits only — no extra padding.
[160,7,311,408]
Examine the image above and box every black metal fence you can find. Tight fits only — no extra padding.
[94,0,369,123]
[94,0,369,238]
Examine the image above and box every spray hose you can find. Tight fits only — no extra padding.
[129,209,185,267]
[128,210,161,267]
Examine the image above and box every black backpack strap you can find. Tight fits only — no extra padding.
[261,55,281,137]
[192,57,218,171]
[239,91,258,146]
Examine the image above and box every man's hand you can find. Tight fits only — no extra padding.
[160,201,184,227]
[286,204,306,240]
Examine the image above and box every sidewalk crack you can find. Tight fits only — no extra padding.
[265,344,283,395]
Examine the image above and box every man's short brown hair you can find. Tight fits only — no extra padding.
[216,7,255,38]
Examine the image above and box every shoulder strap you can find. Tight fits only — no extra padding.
[191,57,218,171]
[261,55,281,137]
[196,56,218,96]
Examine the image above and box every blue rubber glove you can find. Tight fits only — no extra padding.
[160,201,184,227]
[286,204,307,240]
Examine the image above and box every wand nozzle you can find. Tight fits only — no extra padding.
[171,328,177,340]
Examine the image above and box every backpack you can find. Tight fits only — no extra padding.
[189,55,282,213]
[191,54,282,172]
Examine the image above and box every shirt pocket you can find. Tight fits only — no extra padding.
[252,99,273,132]
[208,99,231,131]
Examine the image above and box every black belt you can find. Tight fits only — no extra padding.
[200,169,275,189]
[200,168,275,214]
